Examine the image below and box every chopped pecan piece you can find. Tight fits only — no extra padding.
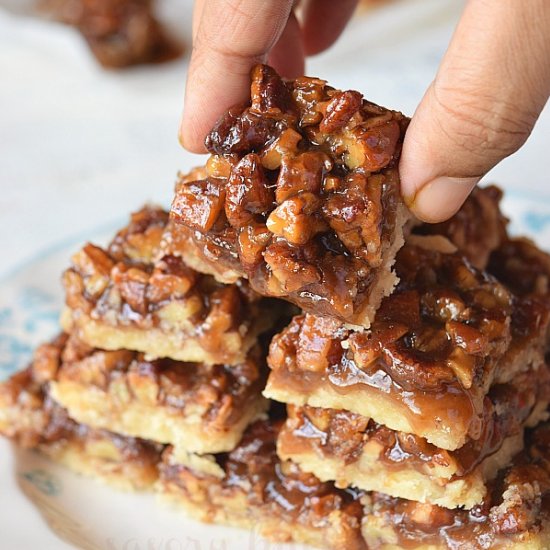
[225,154,274,228]
[171,178,226,232]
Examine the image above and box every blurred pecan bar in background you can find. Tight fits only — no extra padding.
[278,365,550,509]
[159,417,367,550]
[42,0,180,68]
[44,334,268,454]
[266,242,550,451]
[62,207,280,365]
[0,334,161,491]
[168,64,410,328]
[362,419,550,549]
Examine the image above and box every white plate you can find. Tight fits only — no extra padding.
[2,190,550,549]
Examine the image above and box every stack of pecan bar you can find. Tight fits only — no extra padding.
[3,66,550,549]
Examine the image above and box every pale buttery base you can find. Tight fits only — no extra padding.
[60,308,262,366]
[264,378,468,451]
[348,202,411,330]
[50,380,269,454]
[36,435,159,491]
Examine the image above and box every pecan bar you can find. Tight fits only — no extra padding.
[168,64,411,327]
[159,418,367,550]
[278,366,550,510]
[0,335,161,491]
[28,334,268,454]
[42,0,180,68]
[62,206,279,365]
[362,420,550,549]
[266,243,550,451]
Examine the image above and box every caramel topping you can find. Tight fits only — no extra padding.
[268,242,513,421]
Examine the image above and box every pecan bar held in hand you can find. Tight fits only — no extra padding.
[168,64,411,328]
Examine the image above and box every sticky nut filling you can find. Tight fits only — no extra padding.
[170,64,409,324]
[160,419,365,526]
[63,207,258,339]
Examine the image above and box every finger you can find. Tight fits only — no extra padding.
[400,0,550,223]
[191,0,206,40]
[300,0,359,56]
[181,0,294,153]
[267,11,305,78]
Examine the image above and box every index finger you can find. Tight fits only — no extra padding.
[180,0,294,153]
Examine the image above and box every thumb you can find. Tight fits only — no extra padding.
[400,0,550,223]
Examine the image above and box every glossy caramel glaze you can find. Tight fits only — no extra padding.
[160,418,366,548]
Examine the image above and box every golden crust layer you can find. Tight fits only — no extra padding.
[62,206,279,365]
[168,64,411,327]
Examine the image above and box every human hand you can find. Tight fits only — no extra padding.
[180,0,550,223]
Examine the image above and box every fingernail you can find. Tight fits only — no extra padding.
[410,176,479,223]
[178,114,186,148]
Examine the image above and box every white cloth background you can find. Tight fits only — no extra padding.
[1,0,549,279]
